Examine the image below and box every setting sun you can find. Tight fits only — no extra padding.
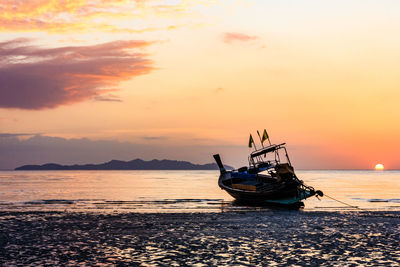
[375,163,384,170]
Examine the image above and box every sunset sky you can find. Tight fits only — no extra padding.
[1,0,400,170]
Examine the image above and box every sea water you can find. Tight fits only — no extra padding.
[0,170,399,212]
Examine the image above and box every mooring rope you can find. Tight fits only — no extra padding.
[323,193,365,211]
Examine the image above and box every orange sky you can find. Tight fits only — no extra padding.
[1,0,400,169]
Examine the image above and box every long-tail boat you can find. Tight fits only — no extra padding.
[213,132,323,208]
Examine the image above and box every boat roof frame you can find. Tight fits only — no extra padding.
[248,143,292,168]
[250,143,286,158]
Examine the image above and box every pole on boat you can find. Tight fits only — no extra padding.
[263,129,272,146]
[257,130,264,148]
[248,134,257,150]
[249,134,262,165]
[256,130,267,160]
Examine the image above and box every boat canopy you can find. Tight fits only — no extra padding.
[248,142,292,172]
[250,143,286,158]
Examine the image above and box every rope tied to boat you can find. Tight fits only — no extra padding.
[323,193,366,211]
[297,177,365,211]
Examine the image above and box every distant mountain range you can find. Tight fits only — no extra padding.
[15,159,233,171]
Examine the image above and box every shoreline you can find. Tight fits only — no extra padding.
[1,210,399,265]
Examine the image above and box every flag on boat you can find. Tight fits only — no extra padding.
[248,134,255,148]
[261,129,269,144]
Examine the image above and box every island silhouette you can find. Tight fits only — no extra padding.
[15,159,233,171]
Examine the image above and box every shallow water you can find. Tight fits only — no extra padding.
[0,170,399,212]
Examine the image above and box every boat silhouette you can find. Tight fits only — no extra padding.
[213,135,323,208]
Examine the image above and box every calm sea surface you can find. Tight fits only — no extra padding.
[0,170,399,212]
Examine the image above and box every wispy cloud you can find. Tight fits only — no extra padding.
[93,94,123,102]
[0,133,38,138]
[223,32,258,44]
[0,38,153,109]
[215,87,224,93]
[141,136,168,141]
[0,0,216,33]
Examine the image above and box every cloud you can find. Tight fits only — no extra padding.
[0,0,216,33]
[0,135,246,170]
[223,32,258,44]
[141,136,168,141]
[0,38,153,109]
[0,134,382,170]
[215,87,224,93]
[0,133,38,138]
[93,94,123,102]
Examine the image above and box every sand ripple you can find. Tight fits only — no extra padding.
[0,211,399,266]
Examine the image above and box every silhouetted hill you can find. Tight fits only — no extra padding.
[15,159,233,171]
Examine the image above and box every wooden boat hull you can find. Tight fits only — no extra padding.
[218,172,315,206]
[225,187,314,206]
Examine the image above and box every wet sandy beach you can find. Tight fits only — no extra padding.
[1,211,399,266]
